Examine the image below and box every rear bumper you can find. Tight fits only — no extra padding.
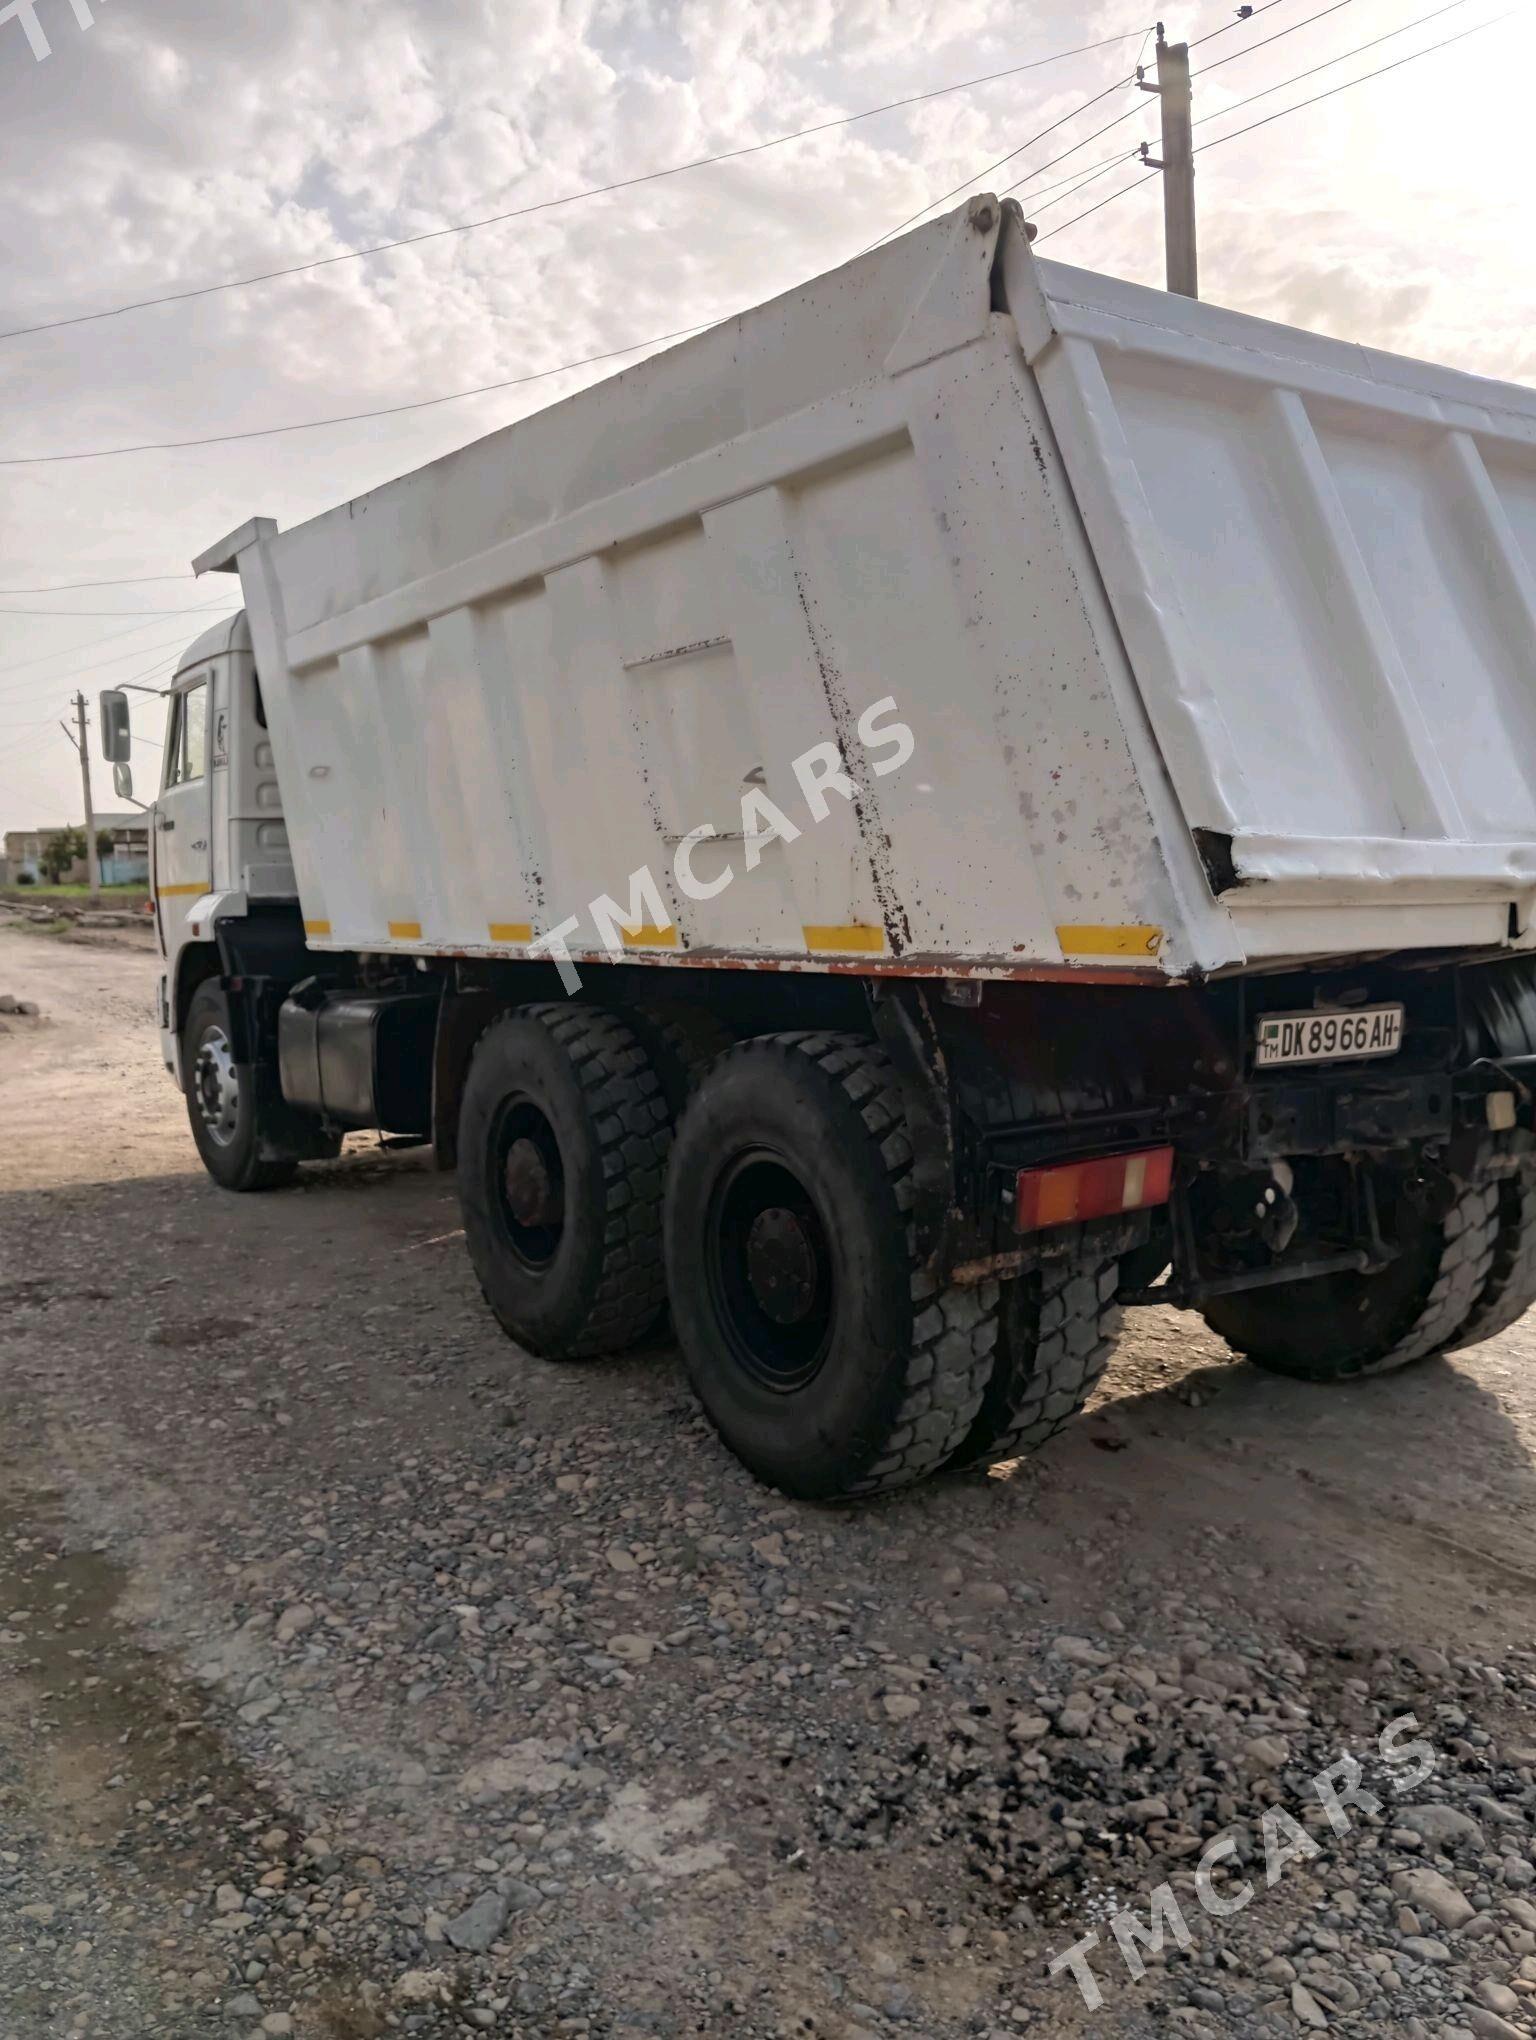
[1244,1069,1452,1164]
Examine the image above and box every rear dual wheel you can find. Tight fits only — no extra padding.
[947,1252,1123,1471]
[1451,1161,1536,1351]
[664,1033,1121,1499]
[1200,1168,1501,1381]
[462,1013,1120,1497]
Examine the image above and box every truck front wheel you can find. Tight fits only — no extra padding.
[182,980,298,1192]
[664,1032,998,1500]
[1201,1171,1499,1381]
[458,1005,672,1360]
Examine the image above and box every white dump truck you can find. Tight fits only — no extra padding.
[102,194,1536,1500]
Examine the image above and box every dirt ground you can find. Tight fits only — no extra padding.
[2,924,1534,2040]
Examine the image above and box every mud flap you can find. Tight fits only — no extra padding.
[251,1064,342,1164]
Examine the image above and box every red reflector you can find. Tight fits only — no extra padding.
[1015,1146,1174,1233]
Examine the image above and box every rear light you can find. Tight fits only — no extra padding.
[1015,1146,1174,1233]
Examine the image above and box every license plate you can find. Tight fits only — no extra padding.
[1255,1004,1404,1068]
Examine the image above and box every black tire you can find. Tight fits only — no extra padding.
[1452,1161,1536,1350]
[1201,1175,1499,1382]
[182,980,298,1193]
[622,1001,739,1342]
[664,1031,999,1500]
[945,1250,1122,1470]
[624,1000,737,1116]
[458,1004,671,1359]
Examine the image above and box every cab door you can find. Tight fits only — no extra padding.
[153,668,214,951]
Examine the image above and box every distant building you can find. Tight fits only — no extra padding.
[1,827,46,884]
[93,811,151,886]
[1,815,149,887]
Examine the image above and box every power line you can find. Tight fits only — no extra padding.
[0,602,238,617]
[0,28,1145,347]
[5,647,191,722]
[116,648,188,689]
[1198,0,1357,72]
[1027,151,1144,219]
[0,321,723,466]
[0,609,228,683]
[0,574,193,593]
[878,0,1300,250]
[0,629,225,706]
[1188,0,1292,46]
[1003,0,1368,209]
[1197,8,1510,151]
[1035,4,1508,242]
[1011,143,1141,209]
[0,641,206,729]
[0,663,182,784]
[1192,0,1481,127]
[1034,171,1162,243]
[1002,96,1163,207]
[861,66,1143,255]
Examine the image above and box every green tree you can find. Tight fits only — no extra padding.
[40,825,85,883]
[96,829,114,860]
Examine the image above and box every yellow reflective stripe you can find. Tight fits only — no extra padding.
[623,923,678,949]
[1056,923,1163,958]
[487,921,534,943]
[803,923,886,954]
[303,919,331,937]
[156,882,206,898]
[388,920,422,940]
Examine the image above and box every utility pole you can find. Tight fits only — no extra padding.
[62,691,102,893]
[1139,22,1198,298]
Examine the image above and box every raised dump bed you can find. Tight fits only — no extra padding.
[109,195,1536,1498]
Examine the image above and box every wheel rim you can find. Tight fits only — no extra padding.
[705,1149,834,1392]
[491,1096,566,1270]
[192,1025,241,1149]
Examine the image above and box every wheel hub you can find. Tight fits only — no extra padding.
[504,1134,562,1227]
[705,1151,835,1393]
[745,1206,818,1324]
[493,1099,567,1271]
[192,1025,240,1148]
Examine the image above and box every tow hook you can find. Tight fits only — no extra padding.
[1254,1162,1298,1254]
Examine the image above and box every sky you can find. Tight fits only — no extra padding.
[1,0,1532,833]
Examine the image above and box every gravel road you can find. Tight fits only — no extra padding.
[3,923,1536,2040]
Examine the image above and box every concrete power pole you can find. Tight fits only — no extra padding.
[69,691,102,894]
[1140,24,1198,298]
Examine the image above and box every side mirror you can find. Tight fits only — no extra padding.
[99,689,131,763]
[113,761,135,802]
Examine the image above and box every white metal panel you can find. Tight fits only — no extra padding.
[1010,243,1536,920]
[225,201,1187,976]
[699,487,879,956]
[423,602,546,941]
[784,440,1057,954]
[207,197,1536,983]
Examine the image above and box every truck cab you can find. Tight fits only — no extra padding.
[112,613,296,1084]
